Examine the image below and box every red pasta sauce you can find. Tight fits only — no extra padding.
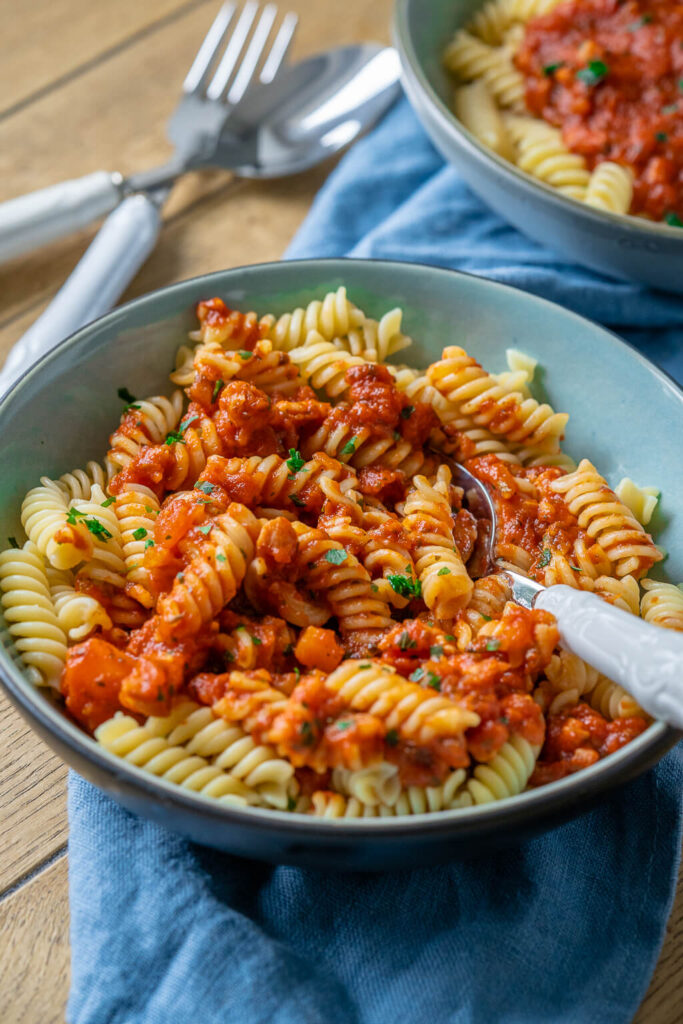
[516,0,683,222]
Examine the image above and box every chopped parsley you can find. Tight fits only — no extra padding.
[538,548,552,569]
[444,634,455,642]
[164,431,186,446]
[335,720,353,731]
[429,644,443,660]
[576,60,609,86]
[237,350,252,359]
[359,663,372,670]
[409,667,424,682]
[117,387,139,409]
[387,573,422,598]
[325,548,348,565]
[195,481,214,495]
[66,508,86,523]
[542,62,563,76]
[216,552,227,562]
[480,614,492,622]
[655,132,668,143]
[7,536,19,549]
[287,796,297,811]
[340,437,357,456]
[485,638,501,652]
[212,378,224,402]
[385,729,399,747]
[198,523,212,535]
[400,405,414,419]
[371,583,379,593]
[294,666,301,681]
[132,527,147,541]
[398,631,417,650]
[101,496,116,508]
[665,212,683,227]
[251,635,262,645]
[426,672,441,691]
[144,538,155,550]
[85,518,112,540]
[289,493,305,507]
[299,721,315,746]
[180,414,199,433]
[176,572,185,583]
[286,448,305,473]
[437,566,451,576]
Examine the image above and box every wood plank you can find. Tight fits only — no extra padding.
[635,867,683,1024]
[0,691,68,891]
[0,855,70,1024]
[0,0,208,115]
[0,0,391,328]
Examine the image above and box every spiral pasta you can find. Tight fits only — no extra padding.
[325,660,479,742]
[454,735,540,805]
[158,503,261,638]
[401,471,473,618]
[585,162,634,215]
[466,0,562,45]
[504,116,590,199]
[0,541,67,687]
[95,712,257,806]
[551,460,661,578]
[640,580,683,632]
[444,31,525,109]
[3,288,661,818]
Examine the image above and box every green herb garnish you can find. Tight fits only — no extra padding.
[198,523,212,535]
[216,552,226,562]
[430,644,443,659]
[164,431,186,446]
[238,350,252,359]
[101,496,116,508]
[340,437,357,456]
[212,379,224,402]
[195,481,214,495]
[538,548,552,568]
[398,631,416,650]
[385,729,399,747]
[426,672,441,691]
[387,573,422,598]
[286,448,305,473]
[325,548,347,565]
[655,132,668,143]
[437,566,451,576]
[289,493,305,507]
[576,60,609,86]
[543,62,563,76]
[485,639,501,652]
[400,405,414,419]
[665,212,683,227]
[132,527,147,541]
[7,536,19,549]
[144,538,155,550]
[409,667,424,682]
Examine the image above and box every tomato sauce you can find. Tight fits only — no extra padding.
[516,0,683,221]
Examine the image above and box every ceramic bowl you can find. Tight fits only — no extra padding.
[393,0,683,294]
[1,259,680,870]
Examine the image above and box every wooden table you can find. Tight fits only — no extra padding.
[0,1,680,1020]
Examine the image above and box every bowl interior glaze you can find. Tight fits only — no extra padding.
[1,259,680,868]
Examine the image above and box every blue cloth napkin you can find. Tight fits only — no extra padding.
[67,98,683,1024]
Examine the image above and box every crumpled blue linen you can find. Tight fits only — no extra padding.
[67,98,683,1024]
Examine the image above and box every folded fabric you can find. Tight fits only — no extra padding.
[67,98,683,1024]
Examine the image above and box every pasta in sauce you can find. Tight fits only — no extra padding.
[0,288,675,817]
[445,0,683,224]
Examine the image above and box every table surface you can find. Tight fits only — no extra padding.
[0,1,681,1021]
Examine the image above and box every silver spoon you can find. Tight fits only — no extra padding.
[441,455,683,730]
[0,44,401,395]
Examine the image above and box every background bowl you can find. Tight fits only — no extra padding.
[1,258,681,870]
[393,0,683,294]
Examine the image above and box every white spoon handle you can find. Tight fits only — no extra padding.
[0,195,161,396]
[0,171,123,263]
[536,585,683,729]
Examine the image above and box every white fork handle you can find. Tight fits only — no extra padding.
[0,194,161,396]
[536,586,683,729]
[0,171,123,263]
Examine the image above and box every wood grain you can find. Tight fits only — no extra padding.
[0,855,70,1024]
[0,691,67,892]
[0,0,680,1021]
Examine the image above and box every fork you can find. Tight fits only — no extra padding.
[0,1,297,265]
[0,2,296,392]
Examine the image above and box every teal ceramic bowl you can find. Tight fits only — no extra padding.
[393,0,683,293]
[1,259,680,869]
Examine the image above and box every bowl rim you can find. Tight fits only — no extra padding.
[392,0,683,242]
[1,255,681,838]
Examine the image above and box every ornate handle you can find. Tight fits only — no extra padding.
[0,195,161,395]
[0,171,124,263]
[536,585,683,729]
